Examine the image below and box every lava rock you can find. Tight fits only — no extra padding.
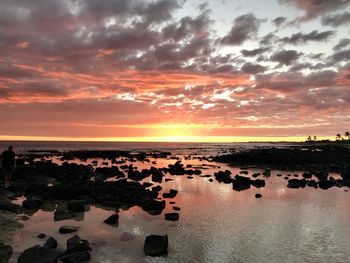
[67,200,86,213]
[103,214,119,225]
[37,233,46,239]
[255,194,262,198]
[0,243,13,263]
[251,179,265,188]
[18,245,61,263]
[59,226,79,234]
[214,170,232,183]
[144,235,168,256]
[43,236,58,249]
[54,209,75,222]
[318,180,336,190]
[22,198,43,210]
[173,206,181,211]
[287,179,307,189]
[0,200,22,213]
[141,200,166,215]
[162,189,178,198]
[66,235,91,254]
[60,251,91,263]
[165,213,179,221]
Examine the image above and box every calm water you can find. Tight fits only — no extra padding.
[3,141,350,263]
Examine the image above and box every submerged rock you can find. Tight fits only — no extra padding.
[59,226,79,234]
[141,200,166,215]
[144,235,168,256]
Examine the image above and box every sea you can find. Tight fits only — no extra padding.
[2,141,350,263]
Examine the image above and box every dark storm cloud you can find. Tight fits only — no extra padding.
[162,12,212,41]
[241,47,270,57]
[273,16,287,27]
[279,0,350,20]
[241,62,266,74]
[321,12,350,27]
[221,13,262,45]
[280,30,335,45]
[330,48,350,62]
[270,50,301,65]
[334,39,350,50]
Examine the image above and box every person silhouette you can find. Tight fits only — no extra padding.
[1,146,16,189]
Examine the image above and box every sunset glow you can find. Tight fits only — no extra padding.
[0,0,349,142]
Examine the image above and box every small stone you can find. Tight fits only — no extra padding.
[54,209,75,222]
[173,206,181,211]
[37,233,46,239]
[43,236,58,249]
[59,226,79,234]
[255,193,262,198]
[165,213,179,221]
[121,232,136,241]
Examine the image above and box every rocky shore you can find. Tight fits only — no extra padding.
[0,145,349,262]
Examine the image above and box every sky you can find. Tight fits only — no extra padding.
[0,0,349,142]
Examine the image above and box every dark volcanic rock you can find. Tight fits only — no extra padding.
[173,206,181,211]
[141,200,166,215]
[104,214,119,225]
[54,209,75,222]
[255,194,262,198]
[61,235,91,263]
[60,251,91,263]
[232,175,251,191]
[37,233,46,239]
[0,200,22,213]
[318,180,336,190]
[165,213,179,221]
[22,198,43,210]
[287,179,307,189]
[43,236,58,249]
[59,226,79,234]
[67,200,86,212]
[251,179,265,188]
[162,189,178,198]
[307,180,318,188]
[214,170,232,183]
[0,243,13,263]
[18,245,61,263]
[144,235,168,256]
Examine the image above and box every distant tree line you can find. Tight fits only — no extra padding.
[307,131,350,141]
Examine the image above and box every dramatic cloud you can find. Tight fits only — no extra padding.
[221,13,262,45]
[0,0,349,140]
[322,12,350,26]
[241,47,270,57]
[270,50,301,65]
[279,0,350,21]
[334,39,350,50]
[280,30,335,45]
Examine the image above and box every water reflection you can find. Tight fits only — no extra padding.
[8,159,350,263]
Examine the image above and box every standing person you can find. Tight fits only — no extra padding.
[1,146,15,188]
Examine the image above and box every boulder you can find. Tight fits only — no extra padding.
[214,170,232,183]
[103,214,119,225]
[251,179,265,188]
[66,235,91,254]
[67,200,86,213]
[0,243,13,263]
[43,237,58,249]
[60,251,91,263]
[232,175,251,191]
[59,226,79,234]
[165,213,179,221]
[22,198,43,210]
[318,180,336,190]
[162,189,178,199]
[287,179,307,189]
[141,200,166,215]
[54,209,75,222]
[144,235,168,256]
[18,245,61,263]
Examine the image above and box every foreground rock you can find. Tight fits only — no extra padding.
[60,235,91,263]
[165,213,179,221]
[18,245,61,263]
[0,243,13,263]
[43,237,58,250]
[59,226,79,234]
[144,235,168,256]
[54,209,75,221]
[103,214,119,225]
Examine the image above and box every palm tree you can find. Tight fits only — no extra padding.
[345,131,350,140]
[307,135,312,141]
[336,133,342,140]
[313,136,317,141]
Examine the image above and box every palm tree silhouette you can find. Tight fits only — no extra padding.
[345,131,350,140]
[336,133,342,140]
